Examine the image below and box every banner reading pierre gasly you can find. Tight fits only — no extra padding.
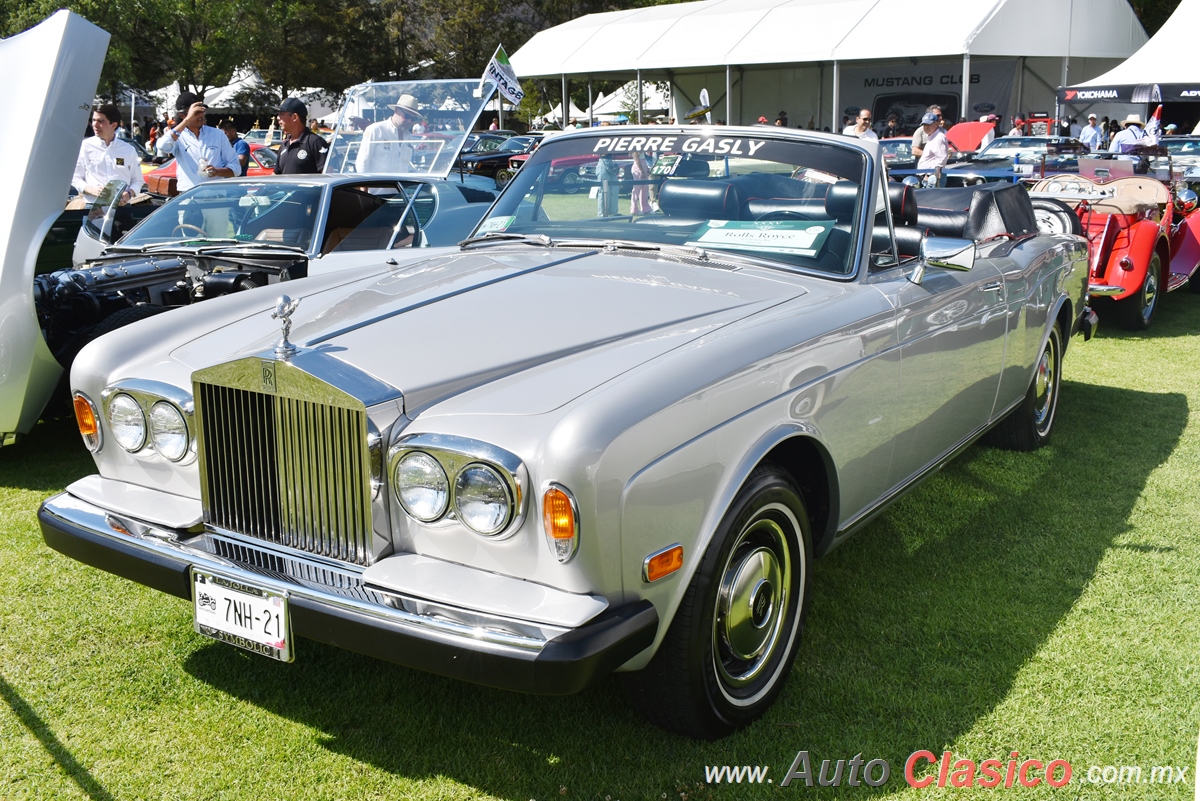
[1058,83,1200,103]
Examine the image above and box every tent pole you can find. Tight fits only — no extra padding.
[725,65,732,125]
[739,67,745,126]
[832,60,840,133]
[588,81,593,127]
[1016,57,1025,122]
[562,74,568,126]
[637,69,643,124]
[818,64,824,130]
[961,53,970,122]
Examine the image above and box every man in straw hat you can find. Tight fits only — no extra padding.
[1109,113,1147,155]
[356,93,425,174]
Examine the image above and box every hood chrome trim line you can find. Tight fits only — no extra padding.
[305,249,599,346]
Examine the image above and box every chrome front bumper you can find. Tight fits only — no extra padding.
[39,490,657,694]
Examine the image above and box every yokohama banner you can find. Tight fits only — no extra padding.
[1058,84,1200,103]
[840,60,1018,130]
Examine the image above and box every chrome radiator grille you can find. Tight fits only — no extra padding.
[195,381,373,566]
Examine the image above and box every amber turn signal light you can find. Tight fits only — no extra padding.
[643,544,683,582]
[542,485,579,562]
[543,486,575,539]
[73,392,101,452]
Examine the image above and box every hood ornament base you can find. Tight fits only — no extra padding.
[272,295,301,359]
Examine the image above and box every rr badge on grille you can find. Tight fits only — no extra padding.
[261,360,276,393]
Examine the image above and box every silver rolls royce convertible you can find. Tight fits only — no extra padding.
[40,123,1097,738]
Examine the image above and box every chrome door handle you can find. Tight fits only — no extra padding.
[981,282,1003,292]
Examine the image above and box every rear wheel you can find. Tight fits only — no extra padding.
[494,168,515,189]
[1116,253,1161,330]
[625,463,811,739]
[987,322,1062,451]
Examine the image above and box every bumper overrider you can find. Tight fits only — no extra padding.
[39,488,657,694]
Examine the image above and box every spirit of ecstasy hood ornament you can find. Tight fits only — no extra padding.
[271,295,301,358]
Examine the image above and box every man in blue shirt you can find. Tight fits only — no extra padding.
[220,119,251,175]
[157,91,241,191]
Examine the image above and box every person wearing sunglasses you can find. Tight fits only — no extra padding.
[842,109,878,140]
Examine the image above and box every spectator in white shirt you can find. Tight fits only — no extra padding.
[157,90,241,192]
[72,103,144,201]
[842,109,878,140]
[1078,113,1103,151]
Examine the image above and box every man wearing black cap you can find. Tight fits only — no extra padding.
[275,97,328,175]
[157,90,241,191]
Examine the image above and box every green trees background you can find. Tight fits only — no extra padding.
[0,0,1184,116]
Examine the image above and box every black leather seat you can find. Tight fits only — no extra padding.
[657,180,741,220]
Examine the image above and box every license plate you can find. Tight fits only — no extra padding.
[192,569,293,662]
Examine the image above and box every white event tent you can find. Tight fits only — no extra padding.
[1059,0,1200,104]
[511,0,1146,128]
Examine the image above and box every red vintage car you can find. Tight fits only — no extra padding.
[144,143,279,197]
[1029,169,1200,330]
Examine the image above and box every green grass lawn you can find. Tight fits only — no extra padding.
[2,292,1199,799]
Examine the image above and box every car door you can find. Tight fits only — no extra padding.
[882,254,1008,487]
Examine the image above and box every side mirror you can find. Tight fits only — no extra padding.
[910,236,975,284]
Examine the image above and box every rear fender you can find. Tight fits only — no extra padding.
[1105,221,1163,300]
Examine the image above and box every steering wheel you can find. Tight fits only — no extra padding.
[172,224,207,238]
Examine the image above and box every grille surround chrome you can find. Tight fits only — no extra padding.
[193,354,400,567]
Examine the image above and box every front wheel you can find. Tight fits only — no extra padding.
[987,322,1062,451]
[624,463,811,739]
[494,168,515,189]
[1116,253,1161,330]
[559,168,581,194]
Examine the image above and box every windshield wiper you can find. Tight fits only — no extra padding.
[459,232,555,249]
[105,238,243,254]
[550,238,662,252]
[195,242,307,254]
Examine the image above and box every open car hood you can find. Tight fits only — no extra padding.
[325,80,493,179]
[0,11,108,441]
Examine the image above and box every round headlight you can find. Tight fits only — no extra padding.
[149,401,189,461]
[454,464,512,535]
[108,393,146,452]
[396,452,449,522]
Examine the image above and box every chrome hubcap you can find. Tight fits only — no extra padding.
[1142,270,1158,324]
[714,516,791,688]
[1033,334,1058,434]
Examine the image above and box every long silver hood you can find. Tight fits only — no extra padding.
[0,12,108,441]
[121,248,811,415]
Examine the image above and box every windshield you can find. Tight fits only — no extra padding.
[976,137,1059,159]
[117,181,324,251]
[474,128,869,276]
[325,80,490,177]
[880,139,912,160]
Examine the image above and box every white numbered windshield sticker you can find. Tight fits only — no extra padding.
[687,220,834,257]
[477,215,515,233]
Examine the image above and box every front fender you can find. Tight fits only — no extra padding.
[616,423,836,671]
[1170,214,1200,279]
